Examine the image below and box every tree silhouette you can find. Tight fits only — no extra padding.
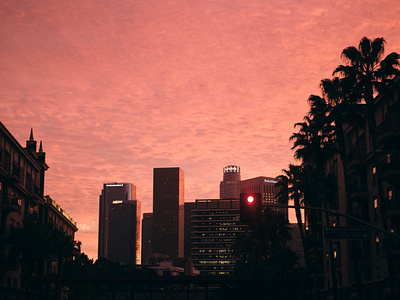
[232,209,299,277]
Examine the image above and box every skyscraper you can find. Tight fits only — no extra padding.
[184,202,195,259]
[141,212,153,265]
[152,167,184,259]
[98,183,137,260]
[220,165,241,199]
[107,200,141,265]
[191,198,246,275]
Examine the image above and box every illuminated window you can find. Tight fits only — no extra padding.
[376,235,380,252]
[387,154,391,164]
[388,189,392,201]
[372,166,376,174]
[374,198,378,209]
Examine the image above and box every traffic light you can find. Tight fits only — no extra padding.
[240,193,262,224]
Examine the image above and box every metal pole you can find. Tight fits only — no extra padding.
[266,204,400,240]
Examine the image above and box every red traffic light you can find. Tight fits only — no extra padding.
[247,196,254,203]
[240,193,262,224]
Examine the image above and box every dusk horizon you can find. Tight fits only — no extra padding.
[1,0,400,260]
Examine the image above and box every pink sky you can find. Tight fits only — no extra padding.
[1,0,400,260]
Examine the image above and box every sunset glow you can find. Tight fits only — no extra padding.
[1,0,400,260]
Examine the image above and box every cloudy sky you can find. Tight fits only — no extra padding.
[1,0,399,259]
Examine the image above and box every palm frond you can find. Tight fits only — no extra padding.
[370,37,385,62]
[341,46,360,65]
[359,37,372,59]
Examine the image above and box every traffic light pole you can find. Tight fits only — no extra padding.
[266,204,400,240]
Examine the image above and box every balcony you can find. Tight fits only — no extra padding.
[1,196,21,214]
[6,164,21,183]
[386,196,400,221]
[348,182,369,204]
[380,153,400,185]
[391,238,400,256]
[346,147,367,171]
[377,117,400,146]
[27,184,42,204]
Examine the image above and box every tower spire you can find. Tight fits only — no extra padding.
[39,141,43,152]
[26,128,37,153]
[29,128,34,141]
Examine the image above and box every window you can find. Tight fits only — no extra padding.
[388,189,393,201]
[374,197,378,217]
[375,235,380,252]
[372,166,377,185]
[387,154,391,164]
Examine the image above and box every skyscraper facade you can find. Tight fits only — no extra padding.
[184,202,195,259]
[191,198,246,275]
[141,212,153,265]
[107,200,141,265]
[98,183,136,260]
[152,167,184,259]
[219,165,241,199]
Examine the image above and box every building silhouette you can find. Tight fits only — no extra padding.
[184,202,195,259]
[141,212,153,265]
[107,199,141,265]
[0,123,77,296]
[152,167,184,260]
[219,165,241,199]
[98,183,137,261]
[306,76,400,293]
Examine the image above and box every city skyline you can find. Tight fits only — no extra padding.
[1,0,400,260]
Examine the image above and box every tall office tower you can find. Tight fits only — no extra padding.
[220,165,241,199]
[240,176,287,217]
[184,202,195,259]
[107,200,141,265]
[141,212,153,265]
[152,167,184,259]
[98,183,136,260]
[191,199,247,275]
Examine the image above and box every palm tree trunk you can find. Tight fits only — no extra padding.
[294,195,310,276]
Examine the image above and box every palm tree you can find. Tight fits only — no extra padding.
[290,95,338,299]
[320,77,367,300]
[276,164,309,273]
[334,37,399,148]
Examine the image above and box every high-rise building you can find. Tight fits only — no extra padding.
[152,167,184,259]
[141,212,153,265]
[98,183,136,260]
[107,200,141,265]
[219,165,241,199]
[184,202,195,259]
[240,176,287,217]
[191,198,246,275]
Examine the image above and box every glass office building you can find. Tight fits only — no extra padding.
[191,199,247,275]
